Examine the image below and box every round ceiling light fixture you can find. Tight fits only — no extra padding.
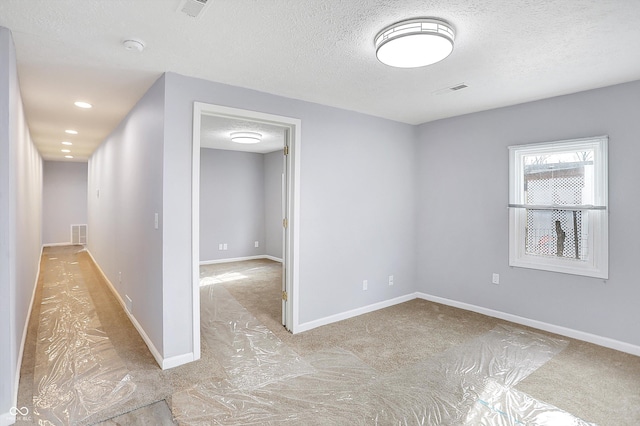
[230,132,262,144]
[375,18,455,68]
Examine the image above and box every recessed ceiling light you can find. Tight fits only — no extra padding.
[65,129,78,135]
[64,155,74,159]
[74,101,92,109]
[230,132,262,144]
[375,18,455,68]
[61,149,71,153]
[62,141,73,146]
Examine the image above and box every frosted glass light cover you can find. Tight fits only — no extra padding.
[230,131,262,144]
[375,19,455,68]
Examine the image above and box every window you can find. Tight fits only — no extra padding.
[508,136,608,278]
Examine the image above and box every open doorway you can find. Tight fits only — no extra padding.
[191,103,300,359]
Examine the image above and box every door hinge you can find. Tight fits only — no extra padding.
[282,290,288,301]
[283,218,288,228]
[283,145,289,156]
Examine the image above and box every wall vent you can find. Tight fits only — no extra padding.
[71,224,88,245]
[177,0,210,18]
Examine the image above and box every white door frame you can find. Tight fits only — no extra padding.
[191,102,301,359]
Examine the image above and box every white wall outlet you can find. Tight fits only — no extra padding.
[363,280,368,291]
[118,271,122,283]
[492,273,500,285]
[125,295,132,313]
[218,243,223,250]
[255,241,259,248]
[223,243,228,250]
[389,275,394,286]
[154,213,159,229]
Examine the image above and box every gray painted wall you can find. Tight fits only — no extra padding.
[264,150,283,259]
[162,72,417,358]
[87,75,165,357]
[416,80,640,347]
[43,161,88,245]
[0,26,43,424]
[200,148,265,261]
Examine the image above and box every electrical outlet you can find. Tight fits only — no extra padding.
[218,243,223,250]
[118,271,122,283]
[255,241,259,248]
[223,243,228,250]
[389,275,394,286]
[363,280,368,291]
[492,273,500,285]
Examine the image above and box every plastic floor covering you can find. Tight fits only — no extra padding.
[171,284,596,425]
[32,250,135,425]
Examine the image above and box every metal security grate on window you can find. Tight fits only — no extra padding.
[524,173,587,260]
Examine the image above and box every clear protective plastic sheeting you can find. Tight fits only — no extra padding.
[199,284,314,389]
[32,251,135,425]
[467,380,595,425]
[174,284,594,425]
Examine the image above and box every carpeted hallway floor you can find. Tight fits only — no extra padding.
[16,246,640,425]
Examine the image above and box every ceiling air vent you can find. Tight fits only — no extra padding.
[177,0,210,18]
[449,83,468,91]
[432,82,469,96]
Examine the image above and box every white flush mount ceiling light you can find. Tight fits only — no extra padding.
[65,129,78,135]
[61,141,73,146]
[230,132,262,144]
[375,18,455,68]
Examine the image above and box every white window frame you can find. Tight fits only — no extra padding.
[508,136,608,279]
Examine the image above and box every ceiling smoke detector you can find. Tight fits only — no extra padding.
[123,39,145,52]
[178,0,210,18]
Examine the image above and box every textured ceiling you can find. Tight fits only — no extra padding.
[201,116,285,154]
[1,0,639,161]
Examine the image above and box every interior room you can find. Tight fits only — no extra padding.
[1,1,639,425]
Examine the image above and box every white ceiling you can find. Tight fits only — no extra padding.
[1,0,639,162]
[201,115,285,154]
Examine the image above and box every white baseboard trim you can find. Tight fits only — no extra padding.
[42,242,73,247]
[200,255,281,265]
[85,250,166,369]
[416,292,640,357]
[294,293,416,334]
[162,352,195,370]
[9,246,44,425]
[263,255,283,263]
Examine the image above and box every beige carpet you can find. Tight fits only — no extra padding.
[17,247,640,425]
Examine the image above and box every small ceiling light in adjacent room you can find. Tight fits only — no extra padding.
[74,101,92,109]
[62,141,73,146]
[64,155,74,159]
[123,39,145,52]
[230,132,262,144]
[375,18,455,68]
[65,129,78,135]
[61,149,71,153]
